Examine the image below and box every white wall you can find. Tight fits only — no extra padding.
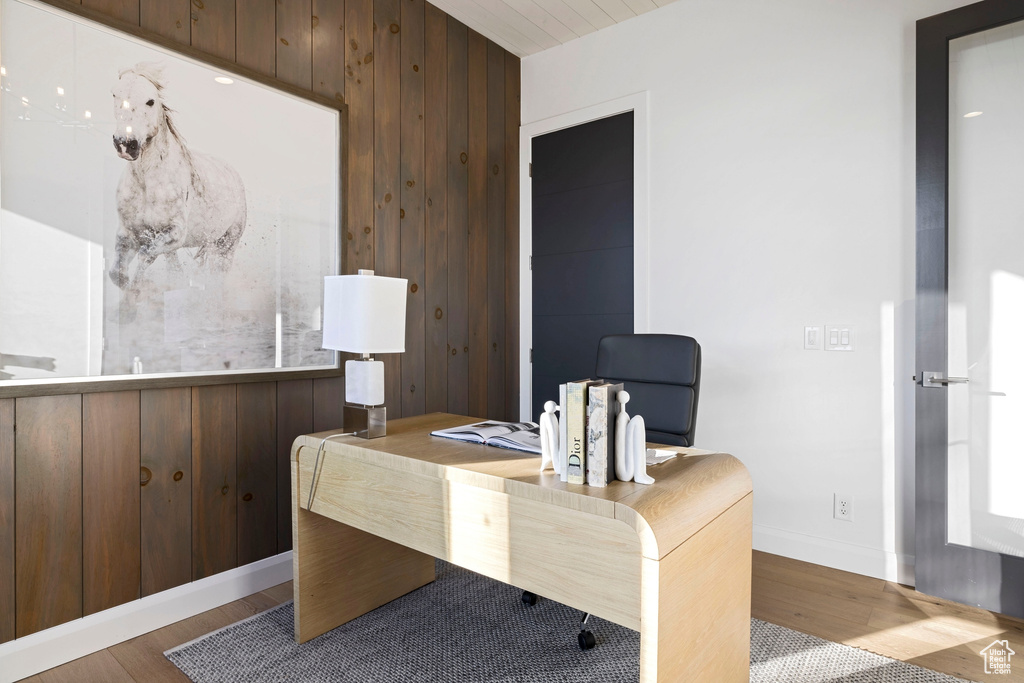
[521,0,975,583]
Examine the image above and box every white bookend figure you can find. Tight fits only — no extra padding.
[626,414,655,485]
[539,400,560,474]
[615,391,632,481]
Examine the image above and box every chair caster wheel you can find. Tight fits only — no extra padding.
[578,629,596,650]
[521,590,538,606]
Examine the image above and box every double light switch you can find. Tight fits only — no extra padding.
[805,325,854,351]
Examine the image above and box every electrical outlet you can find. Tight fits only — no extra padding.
[834,493,854,522]
[804,326,822,350]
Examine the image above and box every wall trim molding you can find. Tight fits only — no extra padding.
[0,552,293,683]
[754,524,915,586]
[518,91,651,420]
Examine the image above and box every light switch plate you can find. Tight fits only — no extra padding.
[804,326,822,350]
[825,325,854,351]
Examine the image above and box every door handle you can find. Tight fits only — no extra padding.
[922,371,969,387]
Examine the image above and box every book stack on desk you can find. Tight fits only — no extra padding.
[560,379,623,487]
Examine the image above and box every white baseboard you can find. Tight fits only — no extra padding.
[754,524,915,586]
[0,551,293,683]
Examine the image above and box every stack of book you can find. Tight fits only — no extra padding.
[560,379,624,487]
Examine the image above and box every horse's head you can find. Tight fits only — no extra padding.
[112,64,166,161]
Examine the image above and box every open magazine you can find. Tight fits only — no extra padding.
[430,420,542,455]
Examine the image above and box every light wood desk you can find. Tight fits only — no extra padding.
[291,413,752,682]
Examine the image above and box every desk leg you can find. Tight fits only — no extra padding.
[291,461,435,643]
[638,493,752,682]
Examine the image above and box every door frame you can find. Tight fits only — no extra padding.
[518,92,650,420]
[916,0,1024,617]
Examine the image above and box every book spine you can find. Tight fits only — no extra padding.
[566,382,586,485]
[558,383,568,482]
[586,385,609,487]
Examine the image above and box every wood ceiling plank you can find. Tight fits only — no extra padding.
[426,0,539,57]
[561,0,614,30]
[622,0,657,16]
[535,0,597,38]
[591,0,634,24]
[459,0,559,51]
[501,0,577,43]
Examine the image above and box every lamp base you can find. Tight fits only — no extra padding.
[344,404,387,439]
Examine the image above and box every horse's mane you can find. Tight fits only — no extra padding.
[119,62,204,192]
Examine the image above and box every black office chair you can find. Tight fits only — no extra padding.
[594,333,701,447]
[522,333,703,650]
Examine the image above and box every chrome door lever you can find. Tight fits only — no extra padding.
[922,371,969,387]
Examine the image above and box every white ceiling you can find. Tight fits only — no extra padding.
[429,0,677,57]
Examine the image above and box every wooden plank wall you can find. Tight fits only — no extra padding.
[3,0,521,642]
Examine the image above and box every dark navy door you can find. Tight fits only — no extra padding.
[531,112,634,418]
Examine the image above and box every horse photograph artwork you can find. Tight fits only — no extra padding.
[109,63,247,299]
[0,0,340,383]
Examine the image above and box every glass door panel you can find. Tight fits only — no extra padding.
[947,21,1024,558]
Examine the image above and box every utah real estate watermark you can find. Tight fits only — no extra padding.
[981,639,1015,675]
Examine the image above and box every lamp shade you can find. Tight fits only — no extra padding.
[323,271,408,353]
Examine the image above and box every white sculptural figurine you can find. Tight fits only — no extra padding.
[626,414,655,485]
[539,400,560,474]
[614,390,632,481]
[614,390,654,485]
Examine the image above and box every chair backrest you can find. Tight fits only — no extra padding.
[594,334,701,447]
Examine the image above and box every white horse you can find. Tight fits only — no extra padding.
[109,63,246,293]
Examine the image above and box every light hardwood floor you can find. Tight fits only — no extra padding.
[19,551,1024,682]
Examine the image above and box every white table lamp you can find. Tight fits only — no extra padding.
[323,269,408,438]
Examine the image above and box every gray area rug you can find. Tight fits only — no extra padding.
[166,562,971,682]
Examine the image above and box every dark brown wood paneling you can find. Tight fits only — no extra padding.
[236,382,277,566]
[190,0,235,62]
[192,384,237,580]
[236,0,276,77]
[277,379,313,551]
[423,3,448,414]
[446,16,469,416]
[140,0,189,44]
[83,0,139,23]
[10,0,521,632]
[15,395,82,638]
[345,0,375,273]
[277,0,313,89]
[486,40,506,420]
[83,391,141,616]
[504,53,521,421]
[374,0,402,418]
[140,387,192,597]
[312,376,344,431]
[313,0,346,104]
[467,29,487,419]
[0,399,13,644]
[400,0,426,419]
